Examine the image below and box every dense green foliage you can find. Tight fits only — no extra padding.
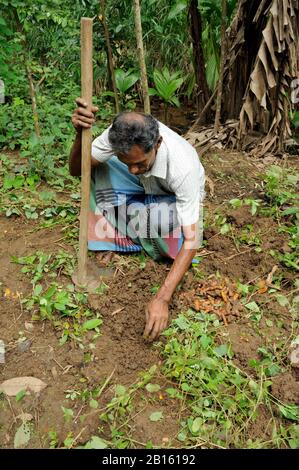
[0,0,241,178]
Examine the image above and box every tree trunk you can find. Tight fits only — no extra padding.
[189,0,210,119]
[223,0,299,156]
[214,0,227,132]
[222,0,271,119]
[99,0,120,114]
[13,9,41,137]
[26,65,40,137]
[133,0,151,114]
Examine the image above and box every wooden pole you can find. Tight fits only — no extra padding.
[78,17,93,284]
[133,0,150,114]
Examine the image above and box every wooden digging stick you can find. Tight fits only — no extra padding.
[77,17,93,285]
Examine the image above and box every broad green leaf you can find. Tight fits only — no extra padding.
[61,406,74,423]
[181,382,191,392]
[278,404,299,422]
[265,364,281,377]
[214,343,229,357]
[145,383,161,393]
[168,1,187,20]
[39,191,55,202]
[191,417,201,434]
[82,319,102,330]
[85,436,108,449]
[200,356,217,369]
[33,284,43,296]
[220,223,231,234]
[115,69,139,94]
[153,68,184,105]
[229,198,243,208]
[102,91,116,98]
[115,385,126,396]
[148,87,157,96]
[200,334,211,349]
[275,294,289,307]
[170,96,180,107]
[89,399,98,409]
[174,315,189,330]
[149,411,163,422]
[245,301,260,313]
[177,431,187,442]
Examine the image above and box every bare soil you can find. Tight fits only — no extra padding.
[0,150,298,448]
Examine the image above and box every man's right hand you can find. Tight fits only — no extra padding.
[71,97,99,131]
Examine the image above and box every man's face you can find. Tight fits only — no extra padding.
[117,138,162,175]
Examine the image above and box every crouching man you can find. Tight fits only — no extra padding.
[69,99,205,340]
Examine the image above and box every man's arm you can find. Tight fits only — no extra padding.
[69,97,99,177]
[143,223,199,341]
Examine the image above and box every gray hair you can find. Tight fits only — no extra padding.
[108,111,160,154]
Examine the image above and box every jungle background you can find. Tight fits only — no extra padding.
[0,0,298,450]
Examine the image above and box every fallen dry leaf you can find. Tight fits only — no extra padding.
[0,377,47,396]
[15,413,33,423]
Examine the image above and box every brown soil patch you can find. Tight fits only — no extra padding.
[271,373,299,404]
[1,150,298,448]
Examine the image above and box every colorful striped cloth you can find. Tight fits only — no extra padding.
[88,156,184,261]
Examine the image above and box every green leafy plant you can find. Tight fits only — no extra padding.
[114,68,139,109]
[262,166,299,271]
[160,309,297,448]
[229,198,262,216]
[150,68,184,124]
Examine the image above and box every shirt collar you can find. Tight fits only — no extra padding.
[142,140,167,179]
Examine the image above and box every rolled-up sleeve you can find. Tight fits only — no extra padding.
[170,162,205,227]
[91,126,114,162]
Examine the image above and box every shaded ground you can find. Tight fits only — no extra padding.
[0,150,298,448]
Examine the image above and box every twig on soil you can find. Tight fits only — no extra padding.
[53,236,69,244]
[82,368,116,419]
[97,368,116,399]
[247,274,262,285]
[196,249,215,257]
[8,292,24,329]
[52,357,65,371]
[6,397,17,425]
[223,248,253,261]
[57,243,67,250]
[62,365,73,375]
[116,405,147,433]
[189,439,226,450]
[111,307,125,316]
[74,404,85,424]
[114,266,125,276]
[69,426,87,448]
[124,437,149,448]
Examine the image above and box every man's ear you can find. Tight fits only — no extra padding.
[156,136,163,149]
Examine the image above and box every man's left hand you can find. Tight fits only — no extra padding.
[143,298,169,342]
